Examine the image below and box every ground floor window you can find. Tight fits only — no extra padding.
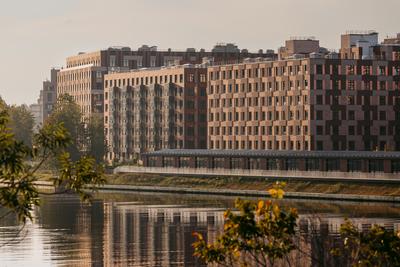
[348,159,362,172]
[249,158,260,170]
[326,159,340,171]
[369,160,384,173]
[285,158,298,171]
[196,157,208,168]
[230,158,243,169]
[392,160,400,173]
[213,158,225,169]
[266,159,278,170]
[306,159,319,171]
[148,157,158,167]
[180,157,191,168]
[163,157,175,167]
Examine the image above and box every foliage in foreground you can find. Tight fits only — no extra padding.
[0,103,105,222]
[332,219,400,267]
[193,182,298,266]
[193,182,400,267]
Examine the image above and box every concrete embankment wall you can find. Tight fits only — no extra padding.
[35,181,400,203]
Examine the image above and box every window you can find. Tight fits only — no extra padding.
[316,80,323,90]
[369,160,384,173]
[348,141,355,150]
[306,159,320,171]
[392,160,400,173]
[348,126,355,135]
[380,126,386,135]
[348,110,355,120]
[266,159,278,170]
[316,95,323,105]
[316,141,323,150]
[326,159,340,171]
[316,110,323,120]
[348,160,362,172]
[285,159,298,170]
[380,96,386,106]
[379,111,386,120]
[316,65,323,74]
[316,126,323,135]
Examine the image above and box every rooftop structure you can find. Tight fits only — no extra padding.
[278,37,325,60]
[340,31,379,59]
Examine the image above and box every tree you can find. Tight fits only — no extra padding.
[332,219,400,267]
[193,182,298,266]
[0,101,105,223]
[193,182,400,267]
[86,113,105,163]
[7,104,34,147]
[46,94,84,161]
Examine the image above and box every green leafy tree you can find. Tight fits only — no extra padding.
[7,105,34,147]
[86,113,105,163]
[0,102,105,223]
[193,182,298,267]
[46,94,84,161]
[332,219,400,267]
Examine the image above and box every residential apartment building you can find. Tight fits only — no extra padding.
[104,65,208,162]
[58,45,275,118]
[207,56,400,152]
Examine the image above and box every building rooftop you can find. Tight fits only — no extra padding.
[143,149,400,160]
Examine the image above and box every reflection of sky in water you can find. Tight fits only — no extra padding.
[0,224,71,267]
[0,193,399,266]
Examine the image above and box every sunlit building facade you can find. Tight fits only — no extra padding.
[104,65,208,162]
[207,56,400,152]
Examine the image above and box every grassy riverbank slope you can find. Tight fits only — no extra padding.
[106,173,400,197]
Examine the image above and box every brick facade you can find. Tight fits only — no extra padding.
[208,58,400,151]
[104,66,208,162]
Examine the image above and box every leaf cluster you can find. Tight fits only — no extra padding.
[332,219,400,267]
[0,103,105,223]
[193,191,298,266]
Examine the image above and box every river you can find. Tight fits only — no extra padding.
[0,191,399,266]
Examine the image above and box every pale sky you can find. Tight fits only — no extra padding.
[0,0,399,105]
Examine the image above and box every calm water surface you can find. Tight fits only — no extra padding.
[0,192,400,266]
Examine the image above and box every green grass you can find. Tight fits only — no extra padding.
[106,173,400,196]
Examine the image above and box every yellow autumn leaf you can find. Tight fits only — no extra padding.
[258,200,264,210]
[276,188,285,199]
[273,204,280,215]
[268,188,278,198]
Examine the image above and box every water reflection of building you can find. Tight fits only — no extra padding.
[102,202,400,267]
[103,203,225,267]
[30,196,400,266]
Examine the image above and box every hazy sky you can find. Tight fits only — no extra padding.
[1,0,399,105]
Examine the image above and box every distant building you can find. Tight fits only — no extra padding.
[278,37,327,60]
[29,103,42,131]
[39,68,59,123]
[104,65,208,162]
[29,68,59,129]
[57,45,275,118]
